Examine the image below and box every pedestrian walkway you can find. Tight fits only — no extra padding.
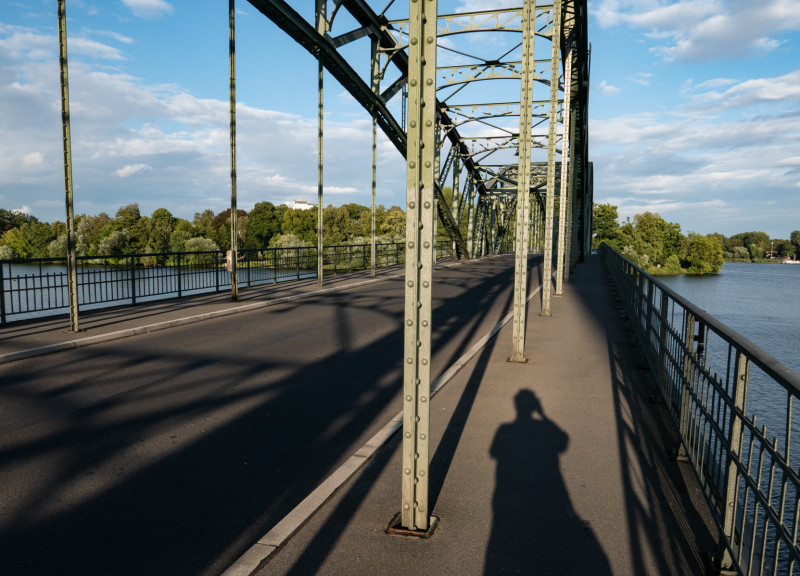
[230,254,718,576]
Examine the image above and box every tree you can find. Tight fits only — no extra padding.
[685,233,724,274]
[149,208,176,254]
[210,208,249,250]
[790,231,800,259]
[592,203,619,248]
[379,206,406,238]
[0,221,55,258]
[282,207,318,245]
[98,229,131,255]
[0,208,37,234]
[246,202,281,248]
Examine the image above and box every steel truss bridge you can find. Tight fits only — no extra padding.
[57,0,590,541]
[242,0,591,535]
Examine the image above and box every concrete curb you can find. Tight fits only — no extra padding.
[220,281,544,576]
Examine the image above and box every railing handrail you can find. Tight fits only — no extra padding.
[0,241,455,324]
[600,243,800,398]
[601,242,800,575]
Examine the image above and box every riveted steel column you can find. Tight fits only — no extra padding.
[466,178,476,257]
[316,0,326,286]
[58,0,79,332]
[541,0,562,317]
[229,0,239,302]
[433,124,440,265]
[370,38,380,277]
[556,45,573,295]
[401,0,437,532]
[510,0,536,362]
[451,155,460,256]
[566,94,579,278]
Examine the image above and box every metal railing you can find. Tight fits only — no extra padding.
[1,241,454,325]
[601,243,800,575]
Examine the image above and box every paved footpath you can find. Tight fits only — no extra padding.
[231,254,719,576]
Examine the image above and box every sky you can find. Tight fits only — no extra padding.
[1,0,800,238]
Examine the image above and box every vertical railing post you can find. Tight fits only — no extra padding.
[677,311,696,461]
[177,253,182,298]
[130,256,137,305]
[644,278,654,350]
[0,263,6,325]
[657,290,670,399]
[215,252,221,292]
[296,247,301,280]
[247,251,252,287]
[272,248,278,284]
[717,351,749,572]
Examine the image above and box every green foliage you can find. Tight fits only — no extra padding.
[592,203,619,248]
[246,202,282,249]
[0,221,55,258]
[0,245,16,259]
[790,231,800,259]
[0,208,38,234]
[732,246,750,261]
[686,233,725,274]
[269,233,311,248]
[184,237,220,265]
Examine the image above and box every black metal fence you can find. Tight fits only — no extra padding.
[601,243,800,575]
[0,242,454,325]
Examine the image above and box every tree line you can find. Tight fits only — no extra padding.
[0,203,408,260]
[593,203,800,275]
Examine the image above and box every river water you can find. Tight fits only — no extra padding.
[658,262,800,376]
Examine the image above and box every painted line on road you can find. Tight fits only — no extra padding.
[221,279,544,576]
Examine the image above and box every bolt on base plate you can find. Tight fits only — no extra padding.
[385,512,439,538]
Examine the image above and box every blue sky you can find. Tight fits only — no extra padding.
[2,1,800,238]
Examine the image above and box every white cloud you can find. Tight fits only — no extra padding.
[113,164,151,178]
[684,70,800,110]
[121,0,174,19]
[22,152,44,166]
[69,37,126,60]
[597,80,621,95]
[592,0,800,61]
[0,22,402,223]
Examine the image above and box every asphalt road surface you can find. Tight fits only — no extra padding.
[0,255,542,576]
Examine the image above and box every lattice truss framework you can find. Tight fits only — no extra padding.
[246,0,590,262]
[245,0,591,532]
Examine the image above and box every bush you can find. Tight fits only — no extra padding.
[0,245,16,259]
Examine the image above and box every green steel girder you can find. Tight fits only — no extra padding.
[441,100,563,131]
[248,0,470,258]
[386,5,558,44]
[436,60,554,90]
[246,0,406,155]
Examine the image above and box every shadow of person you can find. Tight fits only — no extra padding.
[485,390,612,575]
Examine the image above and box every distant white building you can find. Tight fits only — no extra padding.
[284,199,316,211]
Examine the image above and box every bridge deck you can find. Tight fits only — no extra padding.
[0,255,716,575]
